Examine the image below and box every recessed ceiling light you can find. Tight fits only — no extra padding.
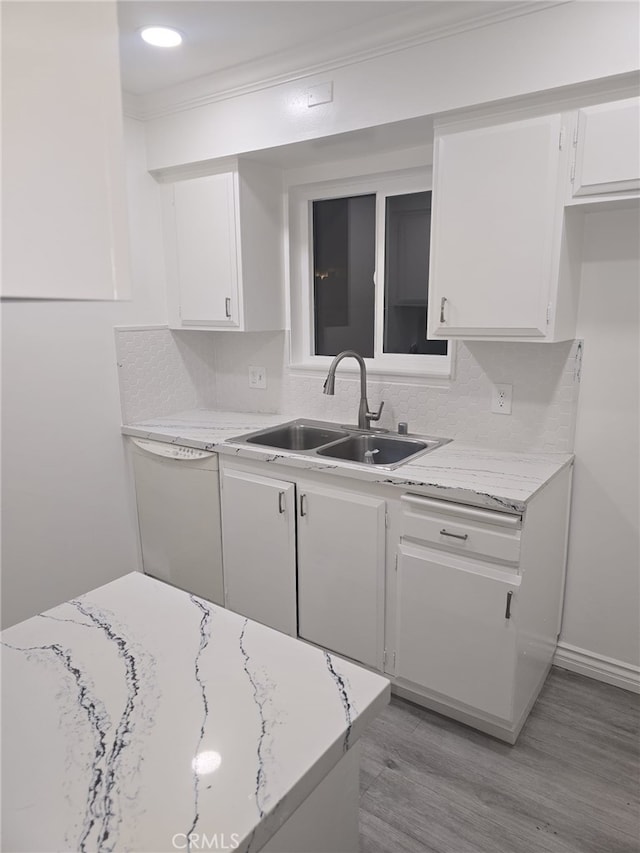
[140,27,183,48]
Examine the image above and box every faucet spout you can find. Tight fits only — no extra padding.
[323,350,384,430]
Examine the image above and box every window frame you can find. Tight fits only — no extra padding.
[288,168,453,380]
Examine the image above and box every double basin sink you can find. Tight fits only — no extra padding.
[232,419,450,469]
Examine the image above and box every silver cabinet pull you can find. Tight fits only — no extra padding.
[225,297,232,318]
[505,591,513,620]
[440,296,447,324]
[440,528,468,541]
[278,491,285,514]
[300,494,307,517]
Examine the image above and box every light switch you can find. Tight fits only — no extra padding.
[249,366,267,389]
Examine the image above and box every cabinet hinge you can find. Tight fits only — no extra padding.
[385,512,389,529]
[559,127,565,151]
[383,649,387,666]
[573,123,579,146]
[394,554,398,572]
[546,303,551,326]
[393,652,396,668]
[570,161,576,184]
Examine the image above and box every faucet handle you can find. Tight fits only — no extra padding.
[368,401,384,423]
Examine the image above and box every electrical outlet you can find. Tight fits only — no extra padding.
[249,366,267,389]
[491,383,512,415]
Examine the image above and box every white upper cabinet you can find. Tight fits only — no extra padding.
[1,1,130,300]
[570,97,640,200]
[171,173,239,326]
[428,112,580,342]
[163,160,284,331]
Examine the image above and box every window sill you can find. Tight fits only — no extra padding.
[288,359,453,386]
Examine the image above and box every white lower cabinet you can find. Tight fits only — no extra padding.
[220,460,386,667]
[220,468,297,636]
[219,456,572,742]
[386,467,572,742]
[297,482,385,669]
[394,542,519,721]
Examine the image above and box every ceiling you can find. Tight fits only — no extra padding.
[117,1,526,96]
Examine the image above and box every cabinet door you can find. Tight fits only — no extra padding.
[172,173,239,327]
[2,1,130,300]
[573,98,640,197]
[221,469,296,635]
[394,542,519,720]
[297,483,385,668]
[428,114,564,338]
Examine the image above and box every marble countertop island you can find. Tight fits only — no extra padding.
[2,573,390,853]
[122,409,573,513]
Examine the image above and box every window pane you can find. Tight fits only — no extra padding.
[384,192,447,355]
[313,195,375,357]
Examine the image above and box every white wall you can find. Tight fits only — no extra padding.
[0,117,167,628]
[144,1,640,170]
[559,207,640,678]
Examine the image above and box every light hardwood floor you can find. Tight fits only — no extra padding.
[359,667,640,853]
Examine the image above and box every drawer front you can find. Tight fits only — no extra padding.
[401,495,521,564]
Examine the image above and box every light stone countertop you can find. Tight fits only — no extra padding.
[1,572,390,853]
[122,409,574,513]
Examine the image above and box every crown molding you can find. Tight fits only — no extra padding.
[122,90,143,120]
[125,1,568,122]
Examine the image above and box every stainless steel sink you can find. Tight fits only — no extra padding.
[316,434,430,466]
[243,422,348,451]
[231,419,451,469]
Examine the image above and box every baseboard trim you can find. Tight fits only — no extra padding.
[554,642,640,694]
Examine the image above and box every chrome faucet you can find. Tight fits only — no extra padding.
[323,350,384,430]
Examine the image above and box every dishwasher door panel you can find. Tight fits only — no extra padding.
[131,441,224,605]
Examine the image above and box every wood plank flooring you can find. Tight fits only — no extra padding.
[359,667,640,853]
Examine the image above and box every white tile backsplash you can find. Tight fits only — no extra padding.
[212,331,286,414]
[115,326,581,452]
[115,327,217,422]
[281,340,581,451]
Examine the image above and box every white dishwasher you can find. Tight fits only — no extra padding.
[129,437,224,605]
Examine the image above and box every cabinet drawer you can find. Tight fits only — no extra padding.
[400,494,521,565]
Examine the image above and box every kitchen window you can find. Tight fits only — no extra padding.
[289,170,451,378]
